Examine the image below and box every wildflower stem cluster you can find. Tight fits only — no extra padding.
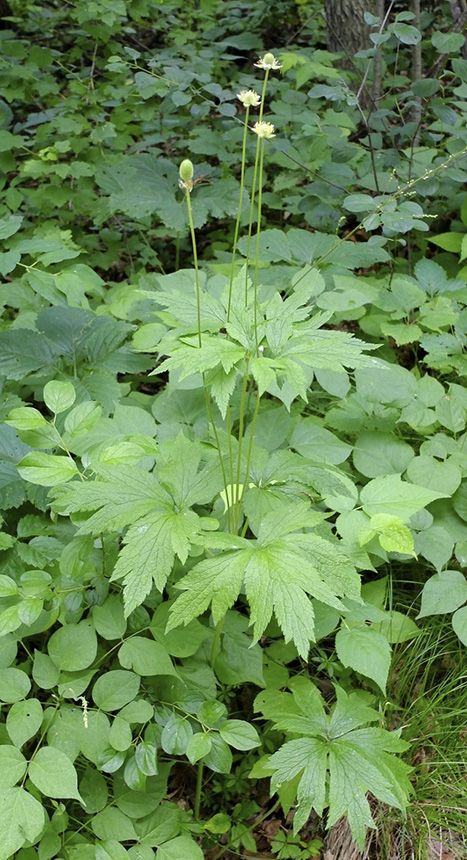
[180,51,281,539]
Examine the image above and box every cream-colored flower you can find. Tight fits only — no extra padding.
[252,121,276,139]
[254,52,282,71]
[237,89,261,107]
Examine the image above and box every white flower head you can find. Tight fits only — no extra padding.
[237,89,261,107]
[252,121,276,139]
[254,52,282,71]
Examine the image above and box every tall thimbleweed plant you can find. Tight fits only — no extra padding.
[67,49,406,847]
[179,52,281,539]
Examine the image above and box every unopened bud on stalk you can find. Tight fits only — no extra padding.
[179,159,194,191]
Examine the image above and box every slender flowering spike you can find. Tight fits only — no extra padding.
[252,121,276,139]
[237,89,261,107]
[254,52,282,71]
[179,158,194,191]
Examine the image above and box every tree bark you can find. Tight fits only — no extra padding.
[449,0,467,58]
[372,0,385,104]
[0,0,12,26]
[325,0,372,59]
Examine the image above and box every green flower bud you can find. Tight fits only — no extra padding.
[179,159,194,183]
[263,52,275,67]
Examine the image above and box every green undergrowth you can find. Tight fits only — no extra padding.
[0,1,466,858]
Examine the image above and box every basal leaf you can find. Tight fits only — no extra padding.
[266,683,411,849]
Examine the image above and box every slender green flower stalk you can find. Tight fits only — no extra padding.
[180,159,202,348]
[226,90,261,322]
[226,404,235,533]
[253,136,265,354]
[179,159,230,521]
[232,363,250,533]
[243,70,269,306]
[232,53,281,531]
[243,52,282,306]
[243,385,261,499]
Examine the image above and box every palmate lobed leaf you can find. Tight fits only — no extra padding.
[50,466,167,533]
[110,508,203,616]
[263,684,411,848]
[284,328,380,373]
[153,336,245,381]
[168,502,360,657]
[51,439,224,614]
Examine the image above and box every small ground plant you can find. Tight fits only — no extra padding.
[0,2,466,858]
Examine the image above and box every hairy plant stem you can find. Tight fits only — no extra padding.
[204,386,230,520]
[194,759,204,820]
[211,798,282,859]
[227,105,250,321]
[199,602,227,821]
[233,363,250,532]
[185,187,230,512]
[184,187,202,348]
[226,404,235,533]
[244,70,269,306]
[210,617,224,666]
[253,138,265,355]
[243,386,261,502]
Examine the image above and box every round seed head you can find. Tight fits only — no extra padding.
[179,159,194,183]
[237,89,261,107]
[252,121,276,139]
[254,52,282,71]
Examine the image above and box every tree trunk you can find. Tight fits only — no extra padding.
[0,0,12,26]
[449,0,467,58]
[325,0,372,59]
[372,0,385,103]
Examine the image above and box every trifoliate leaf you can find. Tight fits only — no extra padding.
[18,452,78,487]
[0,668,31,703]
[0,787,45,858]
[155,835,204,860]
[6,698,43,748]
[118,637,178,677]
[452,605,467,646]
[353,432,414,478]
[29,746,82,801]
[359,513,415,555]
[48,621,97,672]
[50,466,166,534]
[360,474,446,522]
[219,719,260,750]
[335,625,391,693]
[418,570,467,618]
[92,670,140,711]
[0,746,27,788]
[186,733,212,764]
[43,380,76,414]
